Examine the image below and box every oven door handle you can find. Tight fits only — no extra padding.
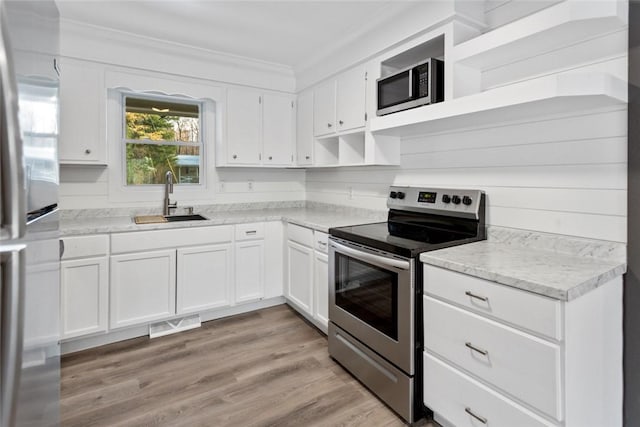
[330,241,411,271]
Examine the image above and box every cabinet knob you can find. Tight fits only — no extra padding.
[305,155,310,160]
[232,154,237,159]
[84,149,91,155]
[327,123,332,128]
[339,120,344,125]
[268,156,272,160]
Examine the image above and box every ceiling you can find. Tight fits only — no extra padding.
[55,1,417,71]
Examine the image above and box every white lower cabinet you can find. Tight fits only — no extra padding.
[60,257,109,339]
[286,240,314,314]
[177,244,233,314]
[423,264,623,427]
[285,224,329,333]
[110,249,176,329]
[235,240,265,303]
[313,251,329,330]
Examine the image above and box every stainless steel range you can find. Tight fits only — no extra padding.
[328,186,486,424]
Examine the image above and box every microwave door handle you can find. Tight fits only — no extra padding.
[330,240,410,271]
[0,8,26,240]
[408,68,413,99]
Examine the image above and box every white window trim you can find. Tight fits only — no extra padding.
[106,69,224,205]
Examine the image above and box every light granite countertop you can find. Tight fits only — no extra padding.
[420,233,626,302]
[60,207,386,236]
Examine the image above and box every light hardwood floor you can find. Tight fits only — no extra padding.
[61,305,431,426]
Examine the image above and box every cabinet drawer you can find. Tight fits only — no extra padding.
[424,265,562,340]
[424,296,563,420]
[424,353,556,427]
[314,231,329,253]
[61,235,109,260]
[235,222,265,241]
[287,223,314,247]
[111,226,233,254]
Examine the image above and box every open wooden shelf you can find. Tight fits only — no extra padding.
[370,72,626,137]
[453,0,627,71]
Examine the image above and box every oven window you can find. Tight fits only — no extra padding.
[335,253,398,340]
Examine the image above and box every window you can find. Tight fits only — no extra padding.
[124,95,202,185]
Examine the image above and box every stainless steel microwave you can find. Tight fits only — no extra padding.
[376,58,444,116]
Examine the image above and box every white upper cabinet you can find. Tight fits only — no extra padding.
[226,87,262,165]
[59,58,107,165]
[262,93,295,166]
[313,79,337,137]
[336,65,367,133]
[295,90,314,165]
[221,87,295,167]
[313,65,366,138]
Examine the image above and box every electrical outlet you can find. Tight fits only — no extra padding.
[248,180,254,191]
[347,186,353,200]
[218,181,225,192]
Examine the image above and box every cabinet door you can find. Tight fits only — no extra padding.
[177,244,232,315]
[314,251,329,332]
[110,249,176,329]
[227,87,262,165]
[336,65,366,132]
[313,80,336,137]
[235,240,265,303]
[59,58,106,164]
[60,257,108,339]
[286,240,314,314]
[263,93,294,166]
[296,90,314,165]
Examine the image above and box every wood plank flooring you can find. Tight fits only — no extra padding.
[61,305,432,426]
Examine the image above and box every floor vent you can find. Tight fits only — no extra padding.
[149,314,201,339]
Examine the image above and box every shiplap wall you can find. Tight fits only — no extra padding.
[306,0,628,243]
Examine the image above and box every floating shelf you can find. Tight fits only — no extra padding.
[453,0,627,70]
[370,72,626,137]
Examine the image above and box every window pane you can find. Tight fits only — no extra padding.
[126,144,200,185]
[125,97,199,142]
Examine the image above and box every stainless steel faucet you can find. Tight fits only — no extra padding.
[164,171,177,216]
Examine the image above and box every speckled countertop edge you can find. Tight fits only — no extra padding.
[59,206,387,236]
[420,240,626,301]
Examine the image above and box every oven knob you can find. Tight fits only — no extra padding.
[463,196,472,206]
[442,194,451,204]
[397,192,405,200]
[452,195,461,205]
[389,191,398,199]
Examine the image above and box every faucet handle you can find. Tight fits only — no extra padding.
[185,206,194,215]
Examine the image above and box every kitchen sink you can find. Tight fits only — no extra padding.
[164,214,208,222]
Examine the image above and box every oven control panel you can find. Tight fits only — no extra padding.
[387,186,484,219]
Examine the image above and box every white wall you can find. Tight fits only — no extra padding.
[58,19,305,210]
[305,0,628,243]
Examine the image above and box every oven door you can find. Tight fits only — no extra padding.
[329,238,414,374]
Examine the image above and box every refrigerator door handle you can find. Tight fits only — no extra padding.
[0,4,26,240]
[0,245,26,427]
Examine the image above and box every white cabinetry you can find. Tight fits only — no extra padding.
[313,79,336,137]
[234,223,265,303]
[296,89,314,165]
[58,57,107,165]
[177,244,233,314]
[423,264,622,427]
[110,249,176,329]
[60,235,109,339]
[285,224,329,333]
[222,87,295,167]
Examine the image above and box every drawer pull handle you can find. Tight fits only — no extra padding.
[318,241,327,246]
[465,342,488,356]
[465,291,488,302]
[465,407,487,424]
[245,230,257,235]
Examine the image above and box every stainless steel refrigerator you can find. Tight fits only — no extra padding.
[0,1,60,426]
